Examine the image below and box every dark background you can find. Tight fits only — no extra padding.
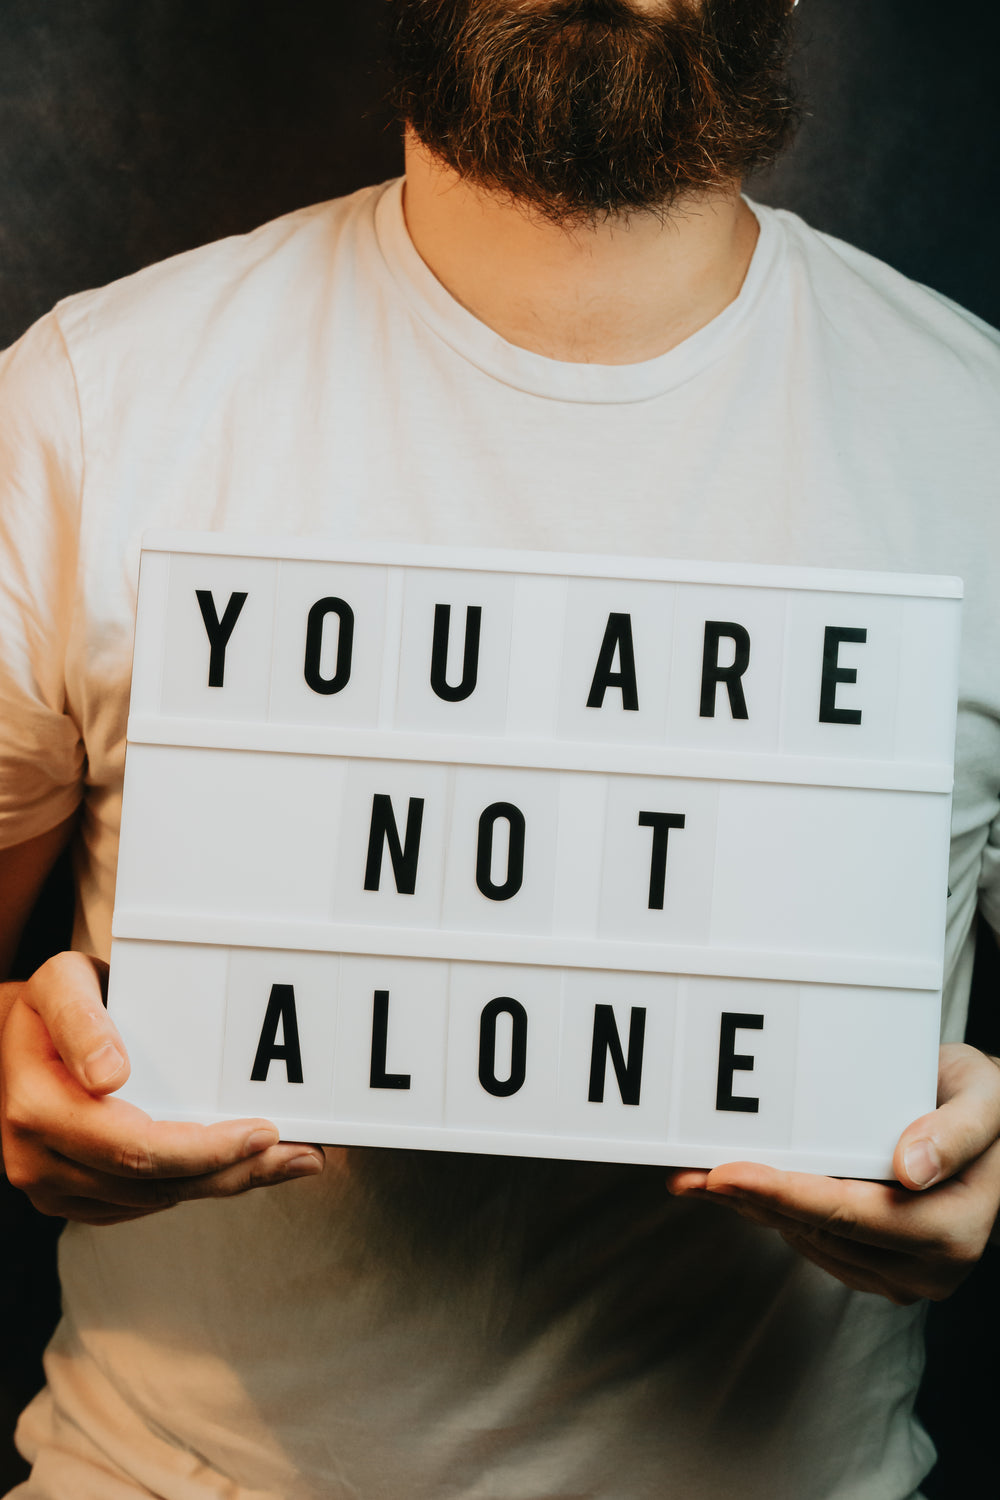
[1,0,997,1492]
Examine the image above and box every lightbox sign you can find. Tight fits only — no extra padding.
[108,535,962,1178]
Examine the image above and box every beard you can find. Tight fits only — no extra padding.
[386,0,798,224]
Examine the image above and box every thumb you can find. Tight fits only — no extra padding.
[19,951,130,1096]
[894,1043,1000,1190]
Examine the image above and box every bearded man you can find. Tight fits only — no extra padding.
[1,2,998,1496]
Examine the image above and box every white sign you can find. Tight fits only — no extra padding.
[108,535,962,1178]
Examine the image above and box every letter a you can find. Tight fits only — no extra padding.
[587,613,639,711]
[250,983,304,1084]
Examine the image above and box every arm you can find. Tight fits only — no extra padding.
[0,825,325,1222]
[667,1043,1000,1304]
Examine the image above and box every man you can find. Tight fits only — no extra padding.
[1,1,998,1494]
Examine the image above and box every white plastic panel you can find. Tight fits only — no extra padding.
[598,775,719,945]
[332,758,449,929]
[666,584,787,753]
[791,985,940,1161]
[674,978,799,1152]
[558,970,677,1143]
[110,939,229,1115]
[442,765,559,935]
[394,567,515,736]
[160,553,277,722]
[780,592,901,761]
[504,573,567,740]
[710,782,949,964]
[116,744,344,921]
[109,940,939,1179]
[268,560,387,728]
[894,596,963,768]
[557,577,673,745]
[111,536,962,1179]
[334,955,449,1127]
[220,948,338,1119]
[444,963,562,1135]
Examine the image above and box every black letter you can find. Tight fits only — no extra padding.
[369,990,411,1090]
[364,795,424,894]
[478,997,527,1097]
[588,1005,646,1106]
[303,597,354,695]
[476,802,525,901]
[250,983,304,1084]
[700,621,751,719]
[430,603,482,701]
[637,811,686,910]
[715,1012,764,1113]
[819,626,867,725]
[195,589,248,687]
[587,612,639,711]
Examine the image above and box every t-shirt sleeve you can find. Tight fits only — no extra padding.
[0,311,86,848]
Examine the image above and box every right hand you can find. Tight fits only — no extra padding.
[0,951,326,1224]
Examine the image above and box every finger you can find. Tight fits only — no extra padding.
[24,1138,322,1210]
[894,1044,1000,1190]
[173,1142,326,1201]
[5,1002,284,1179]
[697,1162,927,1253]
[776,1233,916,1304]
[666,1169,711,1194]
[18,951,129,1095]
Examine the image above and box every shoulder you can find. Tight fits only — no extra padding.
[762,204,1000,399]
[49,182,391,383]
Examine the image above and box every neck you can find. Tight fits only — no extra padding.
[401,132,759,365]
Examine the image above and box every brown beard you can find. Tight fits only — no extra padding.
[386,0,798,224]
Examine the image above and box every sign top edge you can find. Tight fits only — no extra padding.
[139,530,965,600]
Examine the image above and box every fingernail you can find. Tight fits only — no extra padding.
[903,1138,941,1189]
[83,1042,125,1088]
[243,1127,279,1156]
[282,1154,324,1178]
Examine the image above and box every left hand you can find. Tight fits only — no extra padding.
[666,1043,1000,1305]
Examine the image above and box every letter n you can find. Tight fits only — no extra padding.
[364,795,424,894]
[588,1005,646,1105]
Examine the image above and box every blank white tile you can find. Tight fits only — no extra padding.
[894,597,962,769]
[559,970,676,1142]
[115,744,345,923]
[129,551,171,719]
[710,782,949,966]
[221,948,338,1120]
[333,758,449,928]
[394,568,515,736]
[160,553,277,722]
[334,955,449,1125]
[108,939,228,1117]
[675,978,798,1151]
[598,775,718,945]
[551,774,607,939]
[781,593,901,761]
[445,963,562,1134]
[505,574,568,740]
[666,584,786,753]
[442,766,559,936]
[792,985,939,1160]
[268,561,387,728]
[557,578,674,746]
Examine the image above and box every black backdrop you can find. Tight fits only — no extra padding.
[1,0,998,1493]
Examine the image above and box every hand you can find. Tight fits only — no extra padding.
[0,951,326,1224]
[666,1043,1000,1305]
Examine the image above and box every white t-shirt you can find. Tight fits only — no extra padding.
[2,179,999,1500]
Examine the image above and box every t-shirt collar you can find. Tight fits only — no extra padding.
[372,176,784,404]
